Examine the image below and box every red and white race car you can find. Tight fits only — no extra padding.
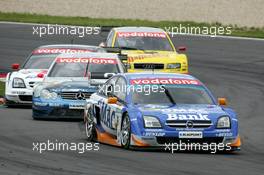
[5,44,104,106]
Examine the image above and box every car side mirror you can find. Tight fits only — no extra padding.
[12,63,20,70]
[108,97,117,104]
[177,46,187,52]
[218,98,227,106]
[104,73,115,79]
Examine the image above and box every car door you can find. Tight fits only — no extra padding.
[96,76,119,135]
[108,76,127,143]
[97,76,127,140]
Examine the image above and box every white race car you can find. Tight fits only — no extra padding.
[5,44,104,106]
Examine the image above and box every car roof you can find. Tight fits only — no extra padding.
[113,27,166,33]
[36,44,101,50]
[122,73,198,81]
[56,52,120,59]
[31,44,105,55]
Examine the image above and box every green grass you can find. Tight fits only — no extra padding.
[0,12,263,38]
[0,81,4,97]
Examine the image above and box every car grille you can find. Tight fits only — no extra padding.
[134,63,164,69]
[60,92,92,100]
[156,137,224,145]
[19,95,32,101]
[166,120,213,128]
[28,82,35,88]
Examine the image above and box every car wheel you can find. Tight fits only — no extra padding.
[85,109,96,142]
[121,114,131,149]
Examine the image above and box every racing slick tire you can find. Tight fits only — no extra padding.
[121,114,131,149]
[84,108,97,142]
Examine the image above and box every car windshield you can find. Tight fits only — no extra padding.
[114,34,174,51]
[48,60,119,77]
[132,85,214,105]
[88,63,119,73]
[23,54,58,69]
[49,62,87,77]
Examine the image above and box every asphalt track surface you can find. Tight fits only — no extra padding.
[0,23,264,175]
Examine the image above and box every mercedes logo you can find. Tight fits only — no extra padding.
[186,121,194,128]
[75,92,85,100]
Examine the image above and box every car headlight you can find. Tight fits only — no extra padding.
[12,78,26,88]
[33,85,43,97]
[167,63,181,69]
[40,89,58,100]
[217,116,231,129]
[143,116,162,128]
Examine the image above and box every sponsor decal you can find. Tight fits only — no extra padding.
[162,108,209,114]
[11,91,26,95]
[49,103,61,107]
[216,132,233,137]
[167,113,210,121]
[32,48,92,54]
[69,103,85,109]
[127,53,170,63]
[143,132,165,137]
[56,57,117,64]
[178,131,203,138]
[98,101,117,129]
[130,78,201,85]
[127,56,144,63]
[117,32,166,38]
[34,102,48,106]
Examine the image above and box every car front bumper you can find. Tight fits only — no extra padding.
[32,98,86,119]
[128,69,188,74]
[130,129,241,152]
[5,88,33,104]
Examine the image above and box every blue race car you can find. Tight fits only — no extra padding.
[84,73,241,151]
[32,52,125,119]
